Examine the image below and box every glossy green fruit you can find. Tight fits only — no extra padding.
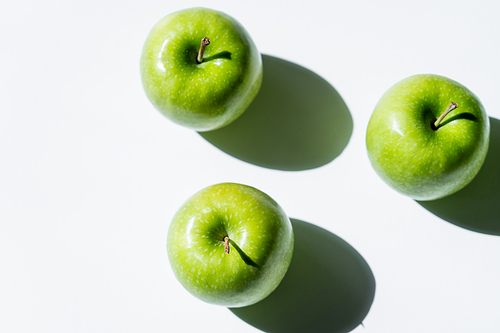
[366,74,489,201]
[140,7,262,131]
[167,183,294,307]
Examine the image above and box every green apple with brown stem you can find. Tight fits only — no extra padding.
[140,7,262,131]
[366,74,489,200]
[167,183,294,307]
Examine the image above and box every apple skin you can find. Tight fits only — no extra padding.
[167,183,294,307]
[366,74,489,201]
[140,7,262,131]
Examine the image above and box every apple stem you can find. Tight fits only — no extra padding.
[434,102,459,129]
[197,37,211,64]
[224,236,230,254]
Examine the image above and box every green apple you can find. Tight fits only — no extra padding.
[167,183,294,307]
[366,74,489,201]
[140,7,262,131]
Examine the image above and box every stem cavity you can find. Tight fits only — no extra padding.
[434,102,459,129]
[224,236,230,254]
[197,37,211,64]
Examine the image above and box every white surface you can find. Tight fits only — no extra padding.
[1,0,499,332]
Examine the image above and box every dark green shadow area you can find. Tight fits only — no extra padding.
[229,239,260,268]
[418,117,500,235]
[229,219,375,333]
[204,51,231,62]
[440,112,478,127]
[199,55,353,171]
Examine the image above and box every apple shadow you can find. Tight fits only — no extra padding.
[229,219,376,333]
[417,117,500,235]
[204,51,231,62]
[199,55,353,171]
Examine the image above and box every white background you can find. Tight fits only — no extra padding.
[1,0,500,332]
